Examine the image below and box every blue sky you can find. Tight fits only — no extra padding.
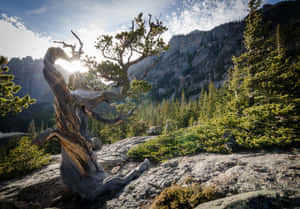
[0,0,284,59]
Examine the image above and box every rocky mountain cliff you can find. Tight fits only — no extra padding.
[0,136,299,209]
[7,57,70,104]
[7,57,51,103]
[129,1,300,100]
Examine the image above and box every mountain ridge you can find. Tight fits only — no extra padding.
[129,0,300,100]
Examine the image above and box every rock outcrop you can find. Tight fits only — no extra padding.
[195,190,300,209]
[0,136,299,209]
[129,21,243,100]
[107,148,300,209]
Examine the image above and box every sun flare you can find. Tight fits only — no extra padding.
[55,59,89,73]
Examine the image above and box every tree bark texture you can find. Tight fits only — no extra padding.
[37,47,149,200]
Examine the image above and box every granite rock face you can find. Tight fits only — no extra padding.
[129,22,243,100]
[106,149,300,209]
[0,136,154,208]
[1,136,299,209]
[129,1,300,100]
[195,190,300,209]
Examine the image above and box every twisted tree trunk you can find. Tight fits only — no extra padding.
[34,47,149,200]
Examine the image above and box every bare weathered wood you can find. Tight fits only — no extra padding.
[31,128,58,146]
[40,46,149,200]
[53,30,83,59]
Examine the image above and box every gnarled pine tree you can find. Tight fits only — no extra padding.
[33,13,168,199]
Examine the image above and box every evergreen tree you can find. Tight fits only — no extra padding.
[229,0,264,111]
[207,81,217,118]
[228,0,300,147]
[0,56,35,116]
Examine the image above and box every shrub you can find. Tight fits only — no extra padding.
[127,120,148,137]
[127,123,230,163]
[128,130,204,162]
[149,184,218,209]
[0,137,50,181]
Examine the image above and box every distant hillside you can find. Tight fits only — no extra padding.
[0,57,69,132]
[7,57,52,103]
[7,56,70,103]
[129,0,300,100]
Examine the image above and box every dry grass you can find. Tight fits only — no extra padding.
[149,183,218,209]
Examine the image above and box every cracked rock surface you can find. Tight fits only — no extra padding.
[106,150,300,209]
[0,136,299,209]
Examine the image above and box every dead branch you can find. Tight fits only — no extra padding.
[53,30,84,59]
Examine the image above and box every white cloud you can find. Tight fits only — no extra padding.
[53,0,173,33]
[163,0,249,41]
[0,0,253,59]
[64,0,250,60]
[35,0,174,60]
[0,14,52,59]
[26,6,48,16]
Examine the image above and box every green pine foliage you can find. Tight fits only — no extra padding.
[90,82,225,144]
[0,137,50,181]
[72,13,169,144]
[99,122,128,144]
[0,56,35,117]
[227,0,300,148]
[127,123,228,163]
[128,0,300,161]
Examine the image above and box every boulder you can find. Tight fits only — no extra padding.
[195,190,300,209]
[147,126,162,136]
[90,137,102,151]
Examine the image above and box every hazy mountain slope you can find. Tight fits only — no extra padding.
[130,1,300,100]
[7,57,70,103]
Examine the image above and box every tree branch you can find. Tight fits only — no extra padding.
[127,45,134,63]
[0,132,28,140]
[53,30,84,59]
[71,30,83,57]
[128,54,146,66]
[71,88,126,107]
[85,106,136,124]
[101,46,120,63]
[31,128,59,146]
